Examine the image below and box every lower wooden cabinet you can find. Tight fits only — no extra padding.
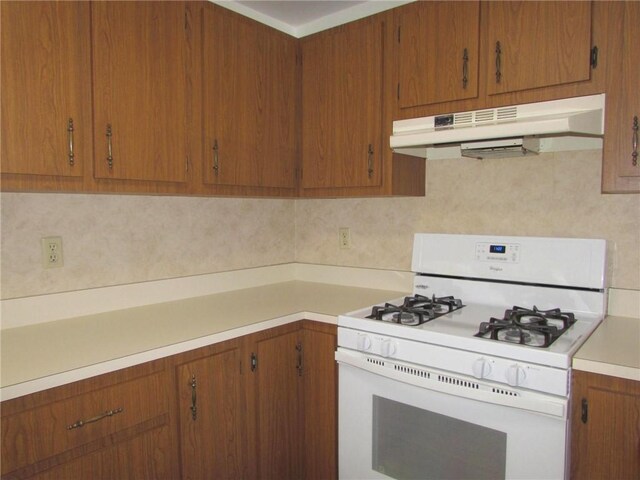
[174,338,247,479]
[1,321,337,480]
[0,359,177,480]
[301,321,338,480]
[570,370,640,480]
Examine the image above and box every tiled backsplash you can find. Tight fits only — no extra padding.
[2,150,639,299]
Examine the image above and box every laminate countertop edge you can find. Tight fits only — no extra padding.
[1,281,407,402]
[572,315,640,382]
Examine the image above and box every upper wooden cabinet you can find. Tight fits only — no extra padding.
[485,1,593,96]
[398,1,480,109]
[202,4,297,189]
[301,16,384,189]
[91,1,189,183]
[602,1,640,193]
[0,1,92,178]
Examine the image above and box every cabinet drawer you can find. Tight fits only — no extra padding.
[1,371,168,475]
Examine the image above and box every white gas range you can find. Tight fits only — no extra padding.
[336,233,606,480]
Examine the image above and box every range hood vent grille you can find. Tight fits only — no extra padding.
[391,94,605,159]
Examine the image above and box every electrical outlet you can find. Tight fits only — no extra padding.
[339,228,351,249]
[42,236,63,268]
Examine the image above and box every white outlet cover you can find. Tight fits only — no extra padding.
[42,236,63,268]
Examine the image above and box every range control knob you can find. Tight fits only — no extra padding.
[472,358,492,379]
[506,364,527,386]
[379,338,397,358]
[356,333,372,351]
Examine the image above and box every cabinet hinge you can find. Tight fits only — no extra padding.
[590,46,598,69]
[250,352,257,372]
[397,26,401,43]
[397,83,400,100]
[184,11,188,30]
[185,156,189,172]
[581,398,588,423]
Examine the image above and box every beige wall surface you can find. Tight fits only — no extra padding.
[1,194,295,299]
[2,150,639,299]
[296,150,640,290]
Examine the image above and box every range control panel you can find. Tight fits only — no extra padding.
[475,242,520,263]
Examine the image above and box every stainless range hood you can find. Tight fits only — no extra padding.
[391,94,605,159]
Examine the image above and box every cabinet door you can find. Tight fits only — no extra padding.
[301,322,338,480]
[571,370,640,479]
[302,17,383,189]
[92,1,188,183]
[1,1,91,177]
[176,342,246,479]
[603,1,640,191]
[25,426,174,480]
[202,5,297,188]
[398,1,479,109]
[485,1,593,96]
[251,329,303,479]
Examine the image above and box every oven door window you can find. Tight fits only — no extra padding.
[372,396,507,480]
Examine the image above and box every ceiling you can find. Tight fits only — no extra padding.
[213,0,414,37]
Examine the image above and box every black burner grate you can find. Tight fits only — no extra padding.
[475,306,576,347]
[367,294,464,326]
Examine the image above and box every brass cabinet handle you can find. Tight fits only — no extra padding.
[67,118,75,166]
[367,144,374,179]
[495,41,502,84]
[296,342,303,377]
[106,124,113,169]
[462,48,469,89]
[190,374,197,420]
[632,116,638,167]
[67,407,123,430]
[212,139,219,175]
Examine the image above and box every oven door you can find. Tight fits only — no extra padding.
[337,349,569,480]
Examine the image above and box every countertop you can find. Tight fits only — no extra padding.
[1,281,406,400]
[573,315,640,381]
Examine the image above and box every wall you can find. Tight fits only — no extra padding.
[0,194,295,299]
[296,150,640,290]
[2,150,639,300]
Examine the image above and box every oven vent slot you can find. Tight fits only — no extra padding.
[394,364,430,379]
[437,374,480,390]
[492,387,520,397]
[366,357,385,367]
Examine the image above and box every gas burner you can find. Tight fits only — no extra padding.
[367,294,465,326]
[475,306,577,347]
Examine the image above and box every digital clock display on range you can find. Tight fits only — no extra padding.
[489,245,506,254]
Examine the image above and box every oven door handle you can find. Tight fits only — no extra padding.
[335,349,567,418]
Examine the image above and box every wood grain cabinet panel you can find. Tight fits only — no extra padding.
[398,1,480,109]
[248,326,304,479]
[1,362,175,480]
[602,1,640,193]
[485,1,593,96]
[175,340,247,479]
[571,370,640,480]
[202,4,297,189]
[91,1,189,183]
[301,16,384,189]
[0,1,92,178]
[301,321,338,480]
